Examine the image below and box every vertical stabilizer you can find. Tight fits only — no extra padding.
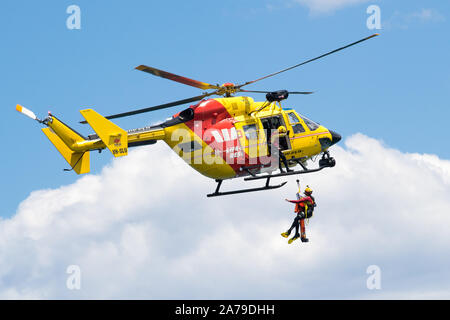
[80,109,128,157]
[42,128,90,174]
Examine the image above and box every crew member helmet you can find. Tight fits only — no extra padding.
[304,186,313,195]
[277,126,287,134]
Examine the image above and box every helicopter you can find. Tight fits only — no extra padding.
[16,34,378,197]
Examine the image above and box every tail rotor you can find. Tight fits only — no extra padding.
[16,104,45,124]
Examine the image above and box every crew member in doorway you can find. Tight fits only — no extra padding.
[270,126,293,174]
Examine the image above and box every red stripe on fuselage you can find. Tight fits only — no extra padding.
[182,99,246,175]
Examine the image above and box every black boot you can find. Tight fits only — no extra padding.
[279,154,292,173]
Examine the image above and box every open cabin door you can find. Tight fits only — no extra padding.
[260,115,291,155]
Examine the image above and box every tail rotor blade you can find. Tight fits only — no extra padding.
[16,104,39,121]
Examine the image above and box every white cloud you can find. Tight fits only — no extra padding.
[409,8,445,23]
[293,0,370,14]
[1,133,450,299]
[384,8,445,30]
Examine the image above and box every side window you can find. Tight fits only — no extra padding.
[177,140,202,153]
[287,112,306,134]
[292,123,306,134]
[243,124,258,140]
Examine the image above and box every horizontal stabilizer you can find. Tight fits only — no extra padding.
[42,128,90,174]
[80,109,128,157]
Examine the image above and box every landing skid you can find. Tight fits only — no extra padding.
[207,178,287,198]
[243,166,326,181]
[244,152,336,182]
[207,153,336,197]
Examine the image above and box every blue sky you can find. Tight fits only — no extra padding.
[2,0,449,215]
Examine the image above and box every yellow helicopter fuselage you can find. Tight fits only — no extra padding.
[28,96,340,181]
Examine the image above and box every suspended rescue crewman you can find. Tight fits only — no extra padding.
[281,186,316,243]
[270,126,293,173]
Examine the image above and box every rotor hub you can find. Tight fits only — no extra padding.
[218,83,237,97]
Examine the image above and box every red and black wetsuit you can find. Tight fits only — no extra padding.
[286,195,315,238]
[287,195,314,217]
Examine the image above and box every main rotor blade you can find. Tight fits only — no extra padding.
[136,65,221,90]
[237,33,379,89]
[80,93,215,123]
[240,90,314,94]
[288,91,314,94]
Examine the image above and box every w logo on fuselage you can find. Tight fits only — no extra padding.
[210,127,238,143]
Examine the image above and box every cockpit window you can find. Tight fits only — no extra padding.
[287,112,306,134]
[287,112,300,124]
[299,114,320,131]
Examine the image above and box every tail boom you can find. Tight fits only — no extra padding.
[17,104,166,174]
